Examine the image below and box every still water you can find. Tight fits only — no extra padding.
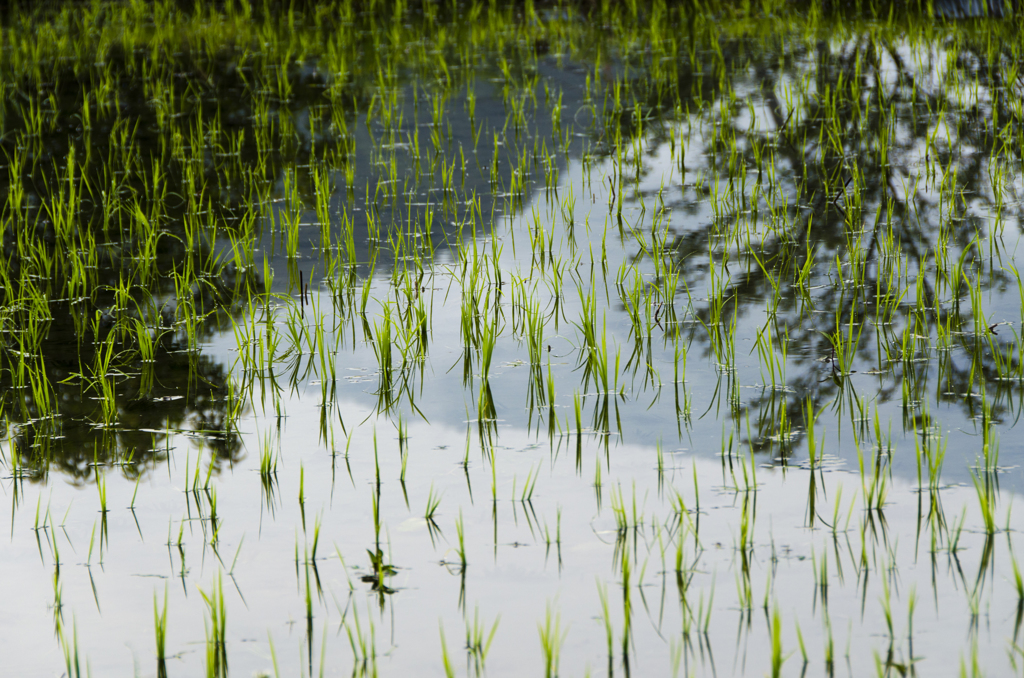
[1,2,1023,676]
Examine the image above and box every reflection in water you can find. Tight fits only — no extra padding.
[0,8,599,479]
[592,28,1024,462]
[2,2,1024,678]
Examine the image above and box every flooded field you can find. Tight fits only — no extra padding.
[3,1,1024,676]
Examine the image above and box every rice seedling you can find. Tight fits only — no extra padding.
[259,433,278,480]
[95,466,108,515]
[770,604,787,678]
[4,2,1024,677]
[439,622,456,678]
[597,581,614,672]
[538,603,567,678]
[465,607,500,675]
[198,573,227,678]
[425,484,442,528]
[455,510,467,571]
[970,467,998,535]
[154,586,169,678]
[345,603,377,676]
[58,616,82,678]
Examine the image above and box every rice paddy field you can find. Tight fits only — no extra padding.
[4,0,1024,675]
